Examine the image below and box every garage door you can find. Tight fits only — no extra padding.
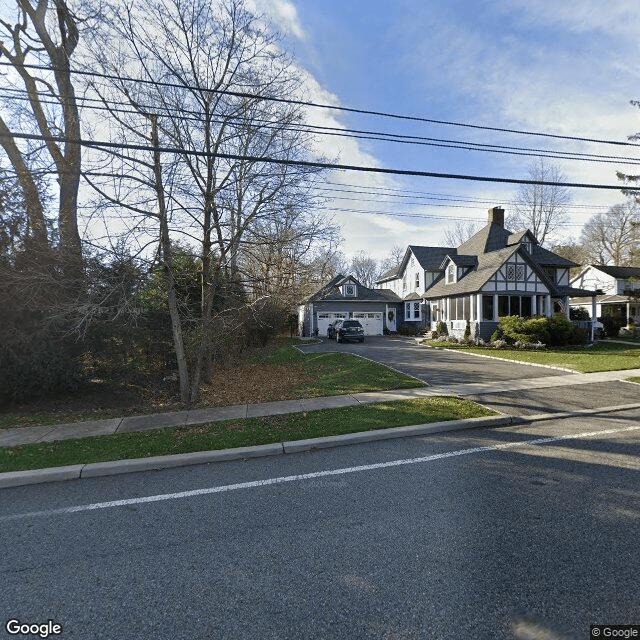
[317,312,347,336]
[352,312,383,335]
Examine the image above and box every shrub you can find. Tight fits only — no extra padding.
[570,306,591,321]
[436,321,448,336]
[599,315,625,338]
[547,315,575,346]
[463,320,471,340]
[498,315,550,344]
[490,325,505,343]
[397,324,421,336]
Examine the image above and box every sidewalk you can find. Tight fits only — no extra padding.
[2,367,640,448]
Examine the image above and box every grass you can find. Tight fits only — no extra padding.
[1,342,423,430]
[425,341,640,373]
[627,377,640,385]
[0,397,495,473]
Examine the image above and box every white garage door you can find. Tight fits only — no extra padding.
[317,312,347,336]
[352,312,383,335]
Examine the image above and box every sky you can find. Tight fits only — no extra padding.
[252,0,640,262]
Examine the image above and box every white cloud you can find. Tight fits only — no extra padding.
[250,0,307,40]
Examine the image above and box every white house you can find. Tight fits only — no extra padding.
[570,265,640,326]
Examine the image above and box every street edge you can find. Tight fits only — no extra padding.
[2,403,640,489]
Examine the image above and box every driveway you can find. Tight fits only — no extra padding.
[297,335,564,387]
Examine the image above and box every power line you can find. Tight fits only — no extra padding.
[1,60,638,148]
[1,129,634,191]
[3,86,638,166]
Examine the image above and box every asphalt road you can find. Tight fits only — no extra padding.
[2,410,639,640]
[298,336,564,386]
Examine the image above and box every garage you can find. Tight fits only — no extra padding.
[316,312,347,337]
[352,312,384,335]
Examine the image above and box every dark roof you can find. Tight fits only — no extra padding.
[426,245,520,298]
[555,285,598,298]
[441,254,477,269]
[530,244,577,267]
[406,245,455,271]
[590,265,640,279]
[305,274,401,303]
[375,265,401,283]
[456,223,512,255]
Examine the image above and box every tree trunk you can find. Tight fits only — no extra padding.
[151,115,190,405]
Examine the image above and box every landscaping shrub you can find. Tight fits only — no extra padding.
[599,315,625,338]
[570,306,591,321]
[463,320,471,340]
[498,316,551,344]
[547,315,575,346]
[397,324,421,336]
[436,321,448,336]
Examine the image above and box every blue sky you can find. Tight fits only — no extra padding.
[253,0,640,262]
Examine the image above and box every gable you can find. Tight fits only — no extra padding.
[481,250,550,294]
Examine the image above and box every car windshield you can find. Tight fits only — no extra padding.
[343,320,362,328]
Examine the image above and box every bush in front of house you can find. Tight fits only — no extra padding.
[547,314,576,346]
[599,315,625,338]
[570,306,591,321]
[397,324,421,336]
[436,321,448,336]
[497,315,551,345]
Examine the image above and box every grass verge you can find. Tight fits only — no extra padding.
[0,397,495,472]
[1,343,423,429]
[425,341,640,373]
[627,377,640,385]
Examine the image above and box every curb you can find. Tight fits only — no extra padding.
[3,403,640,490]
[419,342,577,373]
[0,414,511,489]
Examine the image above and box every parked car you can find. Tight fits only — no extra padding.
[334,319,365,343]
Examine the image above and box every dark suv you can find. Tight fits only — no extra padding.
[334,319,365,343]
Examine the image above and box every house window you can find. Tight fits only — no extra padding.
[506,264,525,281]
[405,302,422,321]
[482,295,494,321]
[344,284,356,297]
[415,273,420,289]
[446,264,456,284]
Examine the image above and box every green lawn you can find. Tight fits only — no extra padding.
[258,343,422,396]
[0,397,495,472]
[425,341,640,373]
[1,343,423,429]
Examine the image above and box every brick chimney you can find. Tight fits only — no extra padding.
[488,206,505,227]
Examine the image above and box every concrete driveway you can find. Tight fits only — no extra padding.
[297,335,564,387]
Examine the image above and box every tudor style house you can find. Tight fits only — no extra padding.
[298,274,401,337]
[375,207,596,339]
[570,265,640,326]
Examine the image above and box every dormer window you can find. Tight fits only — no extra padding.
[343,284,356,297]
[446,264,456,284]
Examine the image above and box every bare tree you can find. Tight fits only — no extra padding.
[0,0,84,275]
[441,221,481,247]
[84,0,329,404]
[378,243,404,276]
[580,198,640,266]
[506,159,571,245]
[349,250,379,287]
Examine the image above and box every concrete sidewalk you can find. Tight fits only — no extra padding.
[2,367,640,449]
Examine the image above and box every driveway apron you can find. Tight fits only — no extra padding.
[297,335,564,386]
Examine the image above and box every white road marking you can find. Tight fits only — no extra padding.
[2,424,640,522]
